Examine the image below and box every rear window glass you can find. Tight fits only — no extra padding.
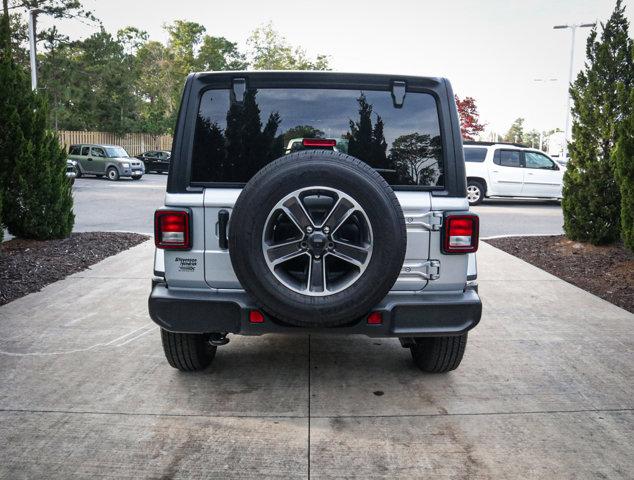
[191,88,444,187]
[69,145,80,155]
[464,147,487,162]
[498,150,521,168]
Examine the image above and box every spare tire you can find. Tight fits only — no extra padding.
[229,150,406,327]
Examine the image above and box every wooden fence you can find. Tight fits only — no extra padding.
[57,131,173,156]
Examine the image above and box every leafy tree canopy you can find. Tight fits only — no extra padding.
[248,21,329,71]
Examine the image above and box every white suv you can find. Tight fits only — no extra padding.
[463,141,564,205]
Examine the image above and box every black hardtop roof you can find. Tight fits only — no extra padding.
[192,71,445,90]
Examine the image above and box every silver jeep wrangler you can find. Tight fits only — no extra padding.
[149,72,481,373]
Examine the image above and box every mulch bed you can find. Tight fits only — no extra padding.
[0,232,149,306]
[486,235,634,313]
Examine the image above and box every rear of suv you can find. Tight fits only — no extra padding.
[149,72,481,373]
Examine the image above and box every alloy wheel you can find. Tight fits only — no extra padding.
[262,186,373,296]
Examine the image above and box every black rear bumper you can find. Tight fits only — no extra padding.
[148,280,482,337]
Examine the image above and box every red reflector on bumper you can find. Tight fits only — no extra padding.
[249,310,265,323]
[367,312,382,325]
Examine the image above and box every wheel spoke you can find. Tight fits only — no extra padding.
[322,197,355,232]
[282,195,314,232]
[307,256,326,293]
[330,241,370,267]
[265,240,305,265]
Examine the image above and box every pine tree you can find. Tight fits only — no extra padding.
[0,0,23,241]
[613,86,634,251]
[0,0,74,240]
[562,0,633,245]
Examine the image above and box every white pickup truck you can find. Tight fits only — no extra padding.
[463,141,564,205]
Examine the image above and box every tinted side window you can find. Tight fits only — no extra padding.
[81,146,90,156]
[525,151,557,170]
[69,145,80,155]
[464,147,487,162]
[91,147,106,157]
[498,150,521,168]
[145,152,156,158]
[191,88,444,187]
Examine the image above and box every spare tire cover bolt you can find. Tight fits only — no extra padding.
[306,226,314,234]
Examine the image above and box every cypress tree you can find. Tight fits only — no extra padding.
[0,0,74,240]
[562,0,633,245]
[613,86,634,251]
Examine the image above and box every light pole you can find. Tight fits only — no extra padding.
[27,8,42,91]
[553,22,596,158]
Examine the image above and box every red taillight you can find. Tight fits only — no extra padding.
[442,214,479,254]
[249,310,265,323]
[367,311,383,325]
[302,138,337,148]
[154,209,191,250]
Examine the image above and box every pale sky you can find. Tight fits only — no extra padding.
[39,0,632,135]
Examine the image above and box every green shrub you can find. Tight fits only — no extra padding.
[4,96,74,239]
[562,0,633,245]
[613,88,634,251]
[562,158,621,244]
[0,7,74,240]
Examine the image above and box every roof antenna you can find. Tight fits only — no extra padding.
[391,80,406,108]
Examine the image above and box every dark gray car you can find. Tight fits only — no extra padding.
[136,150,171,173]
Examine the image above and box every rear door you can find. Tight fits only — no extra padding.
[144,151,157,169]
[78,145,92,173]
[90,146,107,174]
[489,149,524,196]
[522,151,563,197]
[186,77,450,292]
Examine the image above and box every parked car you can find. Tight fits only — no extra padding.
[463,141,565,205]
[136,150,171,173]
[149,72,482,374]
[68,144,145,181]
[66,159,77,185]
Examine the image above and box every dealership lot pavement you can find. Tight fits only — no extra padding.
[0,241,632,478]
[71,174,564,237]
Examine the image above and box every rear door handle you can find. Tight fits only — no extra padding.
[218,210,229,250]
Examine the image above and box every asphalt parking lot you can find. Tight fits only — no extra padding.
[0,241,632,478]
[71,173,565,238]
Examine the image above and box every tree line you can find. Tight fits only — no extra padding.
[7,2,329,135]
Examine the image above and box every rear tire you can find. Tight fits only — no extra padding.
[410,334,468,373]
[106,167,119,181]
[161,329,217,372]
[466,180,485,206]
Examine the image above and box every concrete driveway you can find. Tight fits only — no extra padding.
[0,242,632,479]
